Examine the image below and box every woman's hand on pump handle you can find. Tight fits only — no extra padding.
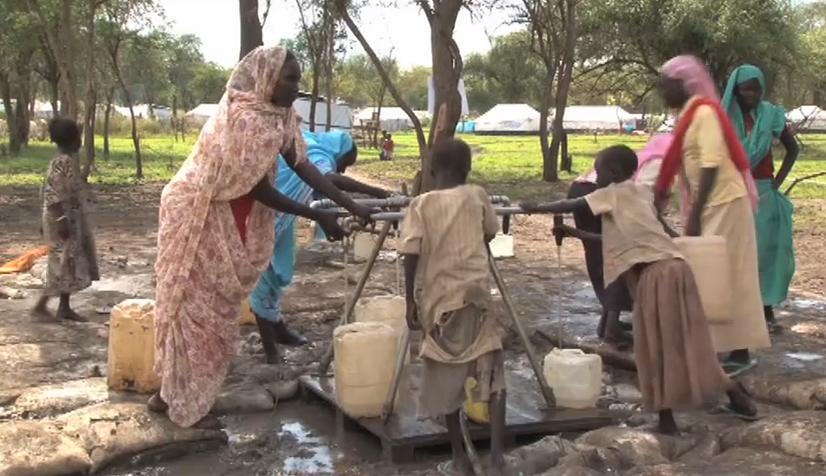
[317,212,346,242]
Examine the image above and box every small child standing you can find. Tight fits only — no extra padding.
[401,138,506,475]
[522,145,756,435]
[380,133,394,161]
[31,118,99,322]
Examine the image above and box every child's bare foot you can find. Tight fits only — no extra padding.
[192,414,224,430]
[725,381,757,418]
[58,308,88,322]
[656,410,680,436]
[31,296,55,321]
[597,311,607,338]
[147,392,168,413]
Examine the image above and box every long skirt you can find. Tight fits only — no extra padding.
[701,196,771,352]
[633,259,729,411]
[418,304,505,419]
[567,181,633,312]
[754,179,795,306]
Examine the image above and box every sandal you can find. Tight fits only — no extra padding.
[711,403,761,422]
[722,359,757,377]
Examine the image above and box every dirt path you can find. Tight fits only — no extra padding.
[2,180,826,475]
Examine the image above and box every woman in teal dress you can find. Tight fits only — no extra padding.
[722,65,799,332]
[250,131,390,362]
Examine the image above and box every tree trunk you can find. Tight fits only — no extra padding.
[127,101,142,179]
[0,73,22,155]
[335,0,426,168]
[539,72,555,181]
[325,66,333,131]
[309,68,320,132]
[548,0,576,181]
[103,90,112,160]
[421,0,463,193]
[81,2,98,179]
[238,0,263,60]
[172,93,179,142]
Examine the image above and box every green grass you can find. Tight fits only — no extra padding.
[0,136,196,187]
[2,132,825,203]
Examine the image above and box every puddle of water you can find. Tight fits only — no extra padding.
[790,298,826,310]
[785,352,824,362]
[278,421,335,473]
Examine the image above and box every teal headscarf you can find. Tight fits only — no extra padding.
[721,65,786,168]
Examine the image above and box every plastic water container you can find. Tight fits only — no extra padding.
[674,236,732,324]
[543,349,602,409]
[239,298,255,326]
[107,299,161,393]
[489,233,514,259]
[353,232,377,261]
[354,295,409,363]
[334,322,400,417]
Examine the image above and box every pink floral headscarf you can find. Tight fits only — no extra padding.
[154,46,307,427]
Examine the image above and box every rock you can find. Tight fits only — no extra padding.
[57,402,226,473]
[677,434,720,463]
[575,426,674,468]
[240,363,289,384]
[211,383,274,414]
[721,411,826,462]
[0,286,24,300]
[0,420,91,476]
[12,378,108,418]
[614,383,643,404]
[628,447,822,476]
[540,466,604,476]
[741,375,826,410]
[265,380,299,402]
[29,257,47,281]
[506,435,576,475]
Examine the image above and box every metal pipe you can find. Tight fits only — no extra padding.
[362,206,528,223]
[381,329,411,423]
[310,196,412,210]
[311,195,511,210]
[487,247,556,408]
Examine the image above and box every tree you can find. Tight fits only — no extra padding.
[238,0,271,59]
[0,1,37,155]
[463,31,545,113]
[578,0,799,94]
[190,62,231,105]
[100,0,157,179]
[515,0,578,182]
[396,66,431,110]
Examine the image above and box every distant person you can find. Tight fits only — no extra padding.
[522,145,757,435]
[250,130,391,363]
[656,55,769,376]
[722,64,799,333]
[401,138,507,475]
[380,133,394,161]
[31,118,99,323]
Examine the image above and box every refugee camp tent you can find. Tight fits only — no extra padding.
[474,104,541,135]
[555,105,640,132]
[185,104,220,124]
[293,96,353,131]
[114,104,173,122]
[354,107,430,132]
[787,105,826,132]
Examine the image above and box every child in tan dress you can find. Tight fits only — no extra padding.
[401,138,506,475]
[522,145,756,434]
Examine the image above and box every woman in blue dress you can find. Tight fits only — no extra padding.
[250,131,390,362]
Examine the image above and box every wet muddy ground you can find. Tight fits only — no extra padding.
[2,180,826,475]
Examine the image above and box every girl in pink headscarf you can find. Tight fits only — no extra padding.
[656,55,769,380]
[150,46,371,428]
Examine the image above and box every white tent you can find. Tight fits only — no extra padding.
[114,104,173,122]
[787,105,826,132]
[555,105,639,132]
[185,103,220,123]
[354,107,429,132]
[293,97,353,131]
[474,104,541,135]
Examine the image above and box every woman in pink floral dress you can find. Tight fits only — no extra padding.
[150,46,370,428]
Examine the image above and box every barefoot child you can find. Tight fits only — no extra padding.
[522,145,756,434]
[32,118,99,322]
[401,138,507,474]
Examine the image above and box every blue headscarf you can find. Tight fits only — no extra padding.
[274,130,355,240]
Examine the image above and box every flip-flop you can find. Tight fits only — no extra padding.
[711,403,761,422]
[436,460,464,476]
[722,359,757,378]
